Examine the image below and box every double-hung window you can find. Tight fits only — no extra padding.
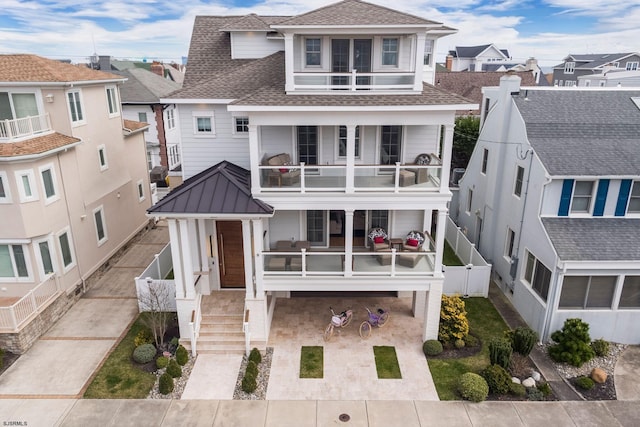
[39,164,58,204]
[67,89,85,125]
[234,117,249,135]
[166,109,175,129]
[0,244,30,280]
[305,38,321,67]
[138,112,148,123]
[523,251,551,302]
[382,38,398,66]
[571,181,594,213]
[193,111,214,135]
[338,125,360,158]
[106,86,119,116]
[626,62,639,71]
[423,40,433,66]
[564,61,575,74]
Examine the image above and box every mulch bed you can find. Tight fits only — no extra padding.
[570,376,617,400]
[0,350,20,376]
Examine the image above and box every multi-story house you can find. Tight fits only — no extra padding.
[0,54,151,352]
[446,44,511,72]
[150,0,476,351]
[456,75,640,343]
[578,69,640,87]
[552,52,640,87]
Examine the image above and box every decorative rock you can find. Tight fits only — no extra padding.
[531,371,541,382]
[591,367,607,384]
[511,377,521,384]
[522,377,536,388]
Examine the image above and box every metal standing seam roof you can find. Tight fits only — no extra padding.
[148,161,273,216]
[541,218,640,261]
[514,89,640,176]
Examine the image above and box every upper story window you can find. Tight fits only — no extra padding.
[481,149,489,174]
[234,117,249,134]
[504,228,515,258]
[138,112,147,123]
[0,171,11,203]
[57,228,75,271]
[0,244,30,281]
[380,125,402,165]
[523,251,551,302]
[98,145,108,171]
[15,169,38,203]
[514,166,524,197]
[93,206,108,245]
[628,181,640,213]
[564,61,575,74]
[137,180,145,202]
[381,38,398,67]
[559,276,616,309]
[193,111,214,136]
[305,38,322,67]
[39,163,58,204]
[0,92,38,121]
[35,237,55,277]
[626,61,639,71]
[338,125,360,158]
[423,40,434,66]
[467,189,473,213]
[166,109,175,129]
[570,181,594,213]
[297,126,318,166]
[67,89,85,125]
[105,86,119,117]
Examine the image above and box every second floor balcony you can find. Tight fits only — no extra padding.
[0,114,52,142]
[293,70,416,92]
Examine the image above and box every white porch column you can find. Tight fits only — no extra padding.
[197,218,211,295]
[284,34,294,92]
[248,124,260,192]
[252,219,265,296]
[345,125,356,193]
[422,209,433,238]
[412,290,427,319]
[344,210,354,277]
[423,282,443,341]
[414,33,426,91]
[168,219,185,299]
[179,219,196,299]
[434,209,447,277]
[242,219,255,299]
[441,124,454,190]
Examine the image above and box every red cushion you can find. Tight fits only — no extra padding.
[407,238,419,247]
[279,168,289,173]
[374,236,385,244]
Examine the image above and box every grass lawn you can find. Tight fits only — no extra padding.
[443,241,464,266]
[300,346,323,378]
[373,346,402,379]
[84,314,156,398]
[427,297,509,400]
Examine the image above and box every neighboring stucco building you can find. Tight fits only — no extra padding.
[456,75,640,343]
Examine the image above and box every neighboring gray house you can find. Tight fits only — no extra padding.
[456,75,640,344]
[446,44,511,72]
[552,52,640,87]
[578,69,640,87]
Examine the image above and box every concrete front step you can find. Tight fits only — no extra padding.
[200,315,244,325]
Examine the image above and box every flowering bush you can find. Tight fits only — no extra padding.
[438,294,469,344]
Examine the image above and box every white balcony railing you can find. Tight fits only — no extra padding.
[292,70,416,92]
[0,274,61,332]
[0,114,52,141]
[167,143,181,171]
[258,160,442,193]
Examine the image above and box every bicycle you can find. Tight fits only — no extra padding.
[359,307,390,339]
[323,306,353,341]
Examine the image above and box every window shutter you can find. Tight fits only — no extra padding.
[593,179,609,216]
[615,179,632,216]
[558,179,574,216]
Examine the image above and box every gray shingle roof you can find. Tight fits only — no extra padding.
[115,68,181,103]
[220,14,273,31]
[148,161,273,216]
[274,0,442,27]
[541,218,640,261]
[552,53,638,70]
[514,89,640,176]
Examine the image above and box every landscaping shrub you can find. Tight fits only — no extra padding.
[454,339,466,349]
[510,382,527,397]
[134,328,154,347]
[508,353,531,378]
[481,364,511,395]
[242,373,257,393]
[438,295,469,344]
[464,334,479,348]
[576,376,595,390]
[489,337,512,370]
[175,345,189,366]
[248,348,262,364]
[457,372,489,402]
[159,372,174,395]
[537,382,552,397]
[155,356,169,370]
[166,359,182,378]
[246,360,259,377]
[509,326,538,356]
[527,387,545,401]
[548,318,595,367]
[132,343,156,364]
[423,340,443,357]
[591,338,610,358]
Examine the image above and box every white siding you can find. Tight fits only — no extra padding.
[260,126,294,162]
[268,211,301,246]
[392,210,424,237]
[404,125,439,161]
[230,32,284,59]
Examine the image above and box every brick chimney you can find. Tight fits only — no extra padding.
[150,61,164,77]
[446,54,453,71]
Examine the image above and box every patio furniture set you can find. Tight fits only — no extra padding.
[267,240,311,271]
[368,228,427,268]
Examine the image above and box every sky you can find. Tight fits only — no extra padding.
[1,0,639,69]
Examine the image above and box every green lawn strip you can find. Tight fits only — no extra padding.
[84,314,156,398]
[373,346,402,379]
[300,346,323,378]
[443,241,464,266]
[427,297,510,400]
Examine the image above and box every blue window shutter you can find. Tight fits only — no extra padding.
[615,179,632,216]
[558,179,574,216]
[593,179,609,216]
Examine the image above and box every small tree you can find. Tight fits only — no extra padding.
[438,294,469,344]
[452,115,480,169]
[139,280,173,349]
[548,318,595,367]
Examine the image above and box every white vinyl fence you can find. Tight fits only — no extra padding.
[134,244,176,312]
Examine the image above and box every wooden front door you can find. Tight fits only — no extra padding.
[217,221,245,288]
